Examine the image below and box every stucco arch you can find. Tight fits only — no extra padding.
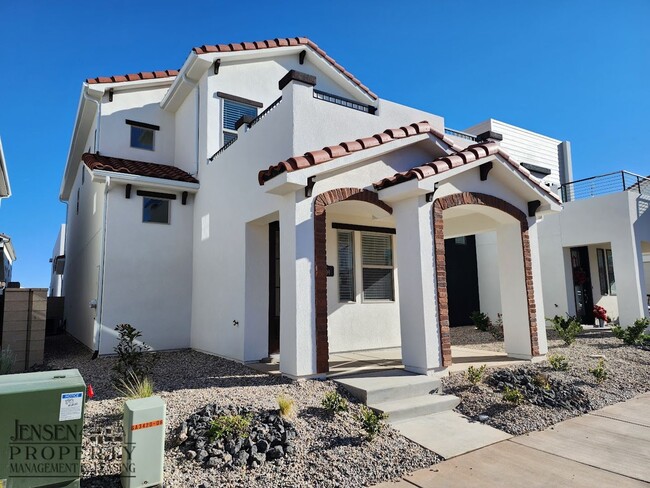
[314,188,393,373]
[433,192,540,367]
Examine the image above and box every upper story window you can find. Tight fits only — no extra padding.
[126,120,160,151]
[218,92,262,146]
[137,190,175,224]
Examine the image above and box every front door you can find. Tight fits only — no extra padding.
[570,247,594,324]
[268,221,280,355]
[445,235,480,326]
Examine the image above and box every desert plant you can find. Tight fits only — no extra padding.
[502,386,524,404]
[470,311,492,332]
[589,359,608,384]
[465,364,487,385]
[208,413,252,441]
[547,315,583,345]
[115,371,155,399]
[322,391,349,415]
[547,353,570,371]
[611,318,650,346]
[112,323,158,387]
[277,394,296,418]
[533,373,551,390]
[488,313,504,341]
[356,405,388,440]
[0,346,15,375]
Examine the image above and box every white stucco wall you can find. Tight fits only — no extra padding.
[475,231,502,321]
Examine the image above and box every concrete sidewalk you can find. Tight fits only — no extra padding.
[374,392,650,487]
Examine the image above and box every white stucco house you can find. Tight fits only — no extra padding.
[57,37,647,379]
[0,137,15,292]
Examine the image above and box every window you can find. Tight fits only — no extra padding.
[597,248,616,295]
[361,233,394,301]
[126,120,159,151]
[337,231,355,302]
[76,188,80,215]
[222,99,258,145]
[143,198,170,224]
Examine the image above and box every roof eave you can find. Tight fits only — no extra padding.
[90,169,200,193]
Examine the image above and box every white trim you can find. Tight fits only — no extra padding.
[90,170,200,192]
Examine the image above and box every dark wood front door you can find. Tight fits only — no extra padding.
[445,235,480,326]
[268,221,280,355]
[570,246,594,324]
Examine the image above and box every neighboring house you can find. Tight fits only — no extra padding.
[0,137,15,292]
[49,224,66,297]
[62,36,637,380]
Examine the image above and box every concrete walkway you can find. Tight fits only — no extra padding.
[374,392,650,487]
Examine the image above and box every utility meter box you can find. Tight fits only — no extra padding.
[121,396,165,488]
[0,369,86,488]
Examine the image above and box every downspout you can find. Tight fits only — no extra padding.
[195,82,200,176]
[94,175,111,356]
[83,88,102,153]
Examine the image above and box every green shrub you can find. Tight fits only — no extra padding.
[502,386,524,404]
[112,324,158,387]
[489,313,504,341]
[209,414,252,441]
[465,364,487,385]
[589,359,607,384]
[322,391,349,415]
[277,394,296,418]
[0,346,15,375]
[611,318,650,346]
[470,311,492,332]
[356,406,388,440]
[533,373,551,390]
[115,372,155,399]
[547,353,569,371]
[547,315,583,345]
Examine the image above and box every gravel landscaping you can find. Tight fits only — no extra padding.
[43,335,440,488]
[443,326,650,435]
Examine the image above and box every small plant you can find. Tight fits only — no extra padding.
[489,313,504,341]
[470,311,492,332]
[611,318,650,346]
[465,364,487,385]
[589,358,608,384]
[322,391,349,415]
[533,373,551,390]
[277,394,296,418]
[502,386,524,404]
[208,414,252,441]
[593,305,607,322]
[115,371,155,399]
[548,353,569,371]
[0,346,15,375]
[356,405,388,440]
[547,315,583,345]
[112,324,158,387]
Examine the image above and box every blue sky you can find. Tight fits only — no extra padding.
[0,0,648,287]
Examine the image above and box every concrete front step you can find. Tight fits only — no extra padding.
[372,394,461,423]
[334,369,443,404]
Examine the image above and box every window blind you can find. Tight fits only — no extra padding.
[361,233,394,300]
[337,231,355,301]
[223,99,258,131]
[361,233,392,266]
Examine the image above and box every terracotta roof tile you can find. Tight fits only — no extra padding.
[193,37,377,100]
[82,153,198,184]
[86,69,179,85]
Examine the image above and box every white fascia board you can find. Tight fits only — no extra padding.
[262,134,429,196]
[91,170,200,193]
[160,52,212,112]
[0,137,10,198]
[1,235,16,262]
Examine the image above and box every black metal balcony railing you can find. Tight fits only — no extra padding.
[560,170,650,203]
[444,128,477,141]
[313,89,377,115]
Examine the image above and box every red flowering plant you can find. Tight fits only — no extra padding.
[593,305,608,321]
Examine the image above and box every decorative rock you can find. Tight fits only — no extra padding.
[266,445,284,460]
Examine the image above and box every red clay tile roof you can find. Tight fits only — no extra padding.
[374,143,561,202]
[82,153,198,184]
[193,37,377,100]
[86,69,179,85]
[258,121,463,185]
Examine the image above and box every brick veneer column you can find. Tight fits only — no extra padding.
[313,188,393,373]
[432,192,540,366]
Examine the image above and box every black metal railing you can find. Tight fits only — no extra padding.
[313,89,377,114]
[208,136,237,161]
[249,96,282,128]
[560,170,650,202]
[444,128,477,141]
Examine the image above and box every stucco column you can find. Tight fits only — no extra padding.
[611,237,648,325]
[393,196,444,375]
[526,218,548,355]
[497,221,533,359]
[278,196,318,378]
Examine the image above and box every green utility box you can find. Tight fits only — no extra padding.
[121,396,165,488]
[0,369,86,488]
